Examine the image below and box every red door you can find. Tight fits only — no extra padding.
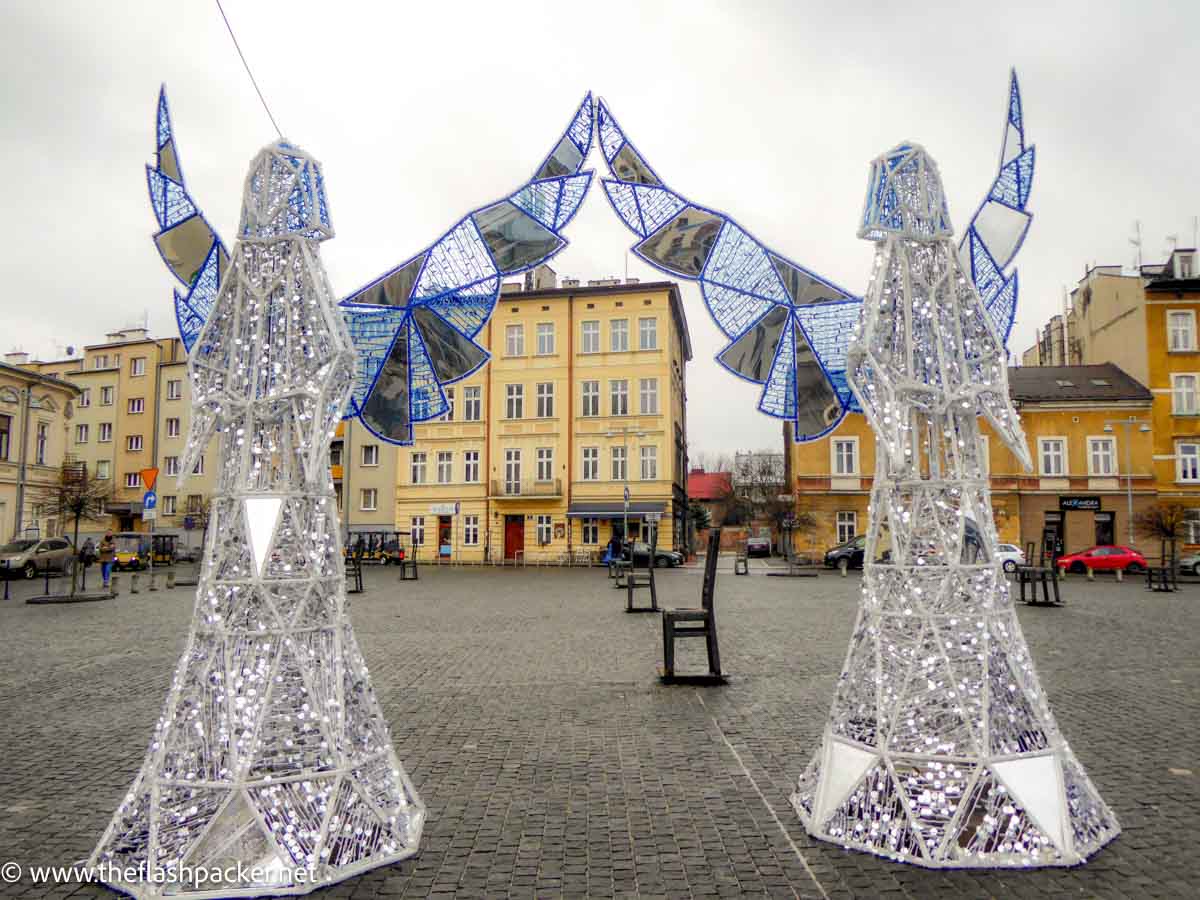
[504,515,524,560]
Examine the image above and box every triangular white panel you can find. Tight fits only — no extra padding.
[973,200,1032,270]
[244,497,283,577]
[814,739,878,826]
[992,755,1066,851]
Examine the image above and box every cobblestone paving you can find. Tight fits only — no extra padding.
[0,562,1196,898]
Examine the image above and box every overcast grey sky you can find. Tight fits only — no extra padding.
[2,1,1197,456]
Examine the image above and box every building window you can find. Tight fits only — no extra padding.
[128,397,144,414]
[581,320,600,354]
[1088,437,1116,476]
[611,445,626,481]
[186,494,203,513]
[505,324,524,356]
[536,447,554,482]
[439,387,454,421]
[536,322,555,355]
[165,456,180,476]
[192,455,204,475]
[437,451,452,484]
[536,514,552,545]
[166,417,180,438]
[330,444,342,467]
[639,316,658,350]
[463,515,479,545]
[362,444,379,466]
[99,422,113,442]
[167,379,182,400]
[582,518,599,545]
[640,445,657,480]
[411,452,427,484]
[581,380,599,417]
[35,422,48,465]
[94,354,108,369]
[360,488,378,511]
[162,495,176,515]
[458,385,480,421]
[0,414,8,460]
[836,511,857,544]
[611,318,629,352]
[126,435,143,452]
[639,378,658,415]
[536,382,554,418]
[1169,311,1196,351]
[464,450,480,483]
[1173,374,1198,414]
[582,446,599,481]
[504,448,521,493]
[78,389,90,408]
[833,438,858,475]
[610,379,628,416]
[506,383,524,419]
[75,424,89,444]
[1178,442,1200,482]
[131,357,146,376]
[1184,509,1200,543]
[96,460,110,479]
[124,472,140,488]
[100,386,113,405]
[411,516,425,546]
[1039,438,1067,476]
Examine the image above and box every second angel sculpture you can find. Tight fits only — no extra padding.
[791,144,1120,867]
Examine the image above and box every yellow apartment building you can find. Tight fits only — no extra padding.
[394,278,692,563]
[0,359,80,539]
[331,418,401,538]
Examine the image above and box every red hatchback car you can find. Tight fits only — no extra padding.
[1056,545,1147,574]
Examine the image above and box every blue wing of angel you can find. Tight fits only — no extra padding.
[597,71,1034,440]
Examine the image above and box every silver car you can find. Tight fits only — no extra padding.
[0,537,76,579]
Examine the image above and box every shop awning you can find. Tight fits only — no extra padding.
[565,501,667,518]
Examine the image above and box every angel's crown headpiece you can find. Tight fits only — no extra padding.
[239,141,333,241]
[859,143,953,242]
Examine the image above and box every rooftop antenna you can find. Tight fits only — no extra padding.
[1129,220,1142,270]
[1165,233,1179,258]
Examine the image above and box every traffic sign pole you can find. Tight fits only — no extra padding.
[141,470,159,586]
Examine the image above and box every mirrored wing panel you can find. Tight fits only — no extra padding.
[473,201,565,274]
[772,255,854,306]
[536,136,583,180]
[156,215,219,286]
[636,206,723,277]
[612,144,659,185]
[717,306,789,381]
[794,323,844,437]
[360,330,412,443]
[346,253,426,308]
[412,307,488,383]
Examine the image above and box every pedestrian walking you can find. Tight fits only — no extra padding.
[98,531,115,588]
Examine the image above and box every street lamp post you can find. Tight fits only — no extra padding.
[606,425,645,547]
[1103,418,1152,546]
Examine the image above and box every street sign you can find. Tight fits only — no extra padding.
[645,512,661,523]
[140,467,159,491]
[143,490,157,521]
[623,486,630,503]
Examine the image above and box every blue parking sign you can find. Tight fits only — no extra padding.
[143,490,157,510]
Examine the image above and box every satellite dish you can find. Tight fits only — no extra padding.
[66,346,76,356]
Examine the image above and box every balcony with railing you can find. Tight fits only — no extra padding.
[490,477,563,499]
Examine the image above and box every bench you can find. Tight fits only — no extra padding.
[344,546,364,594]
[1146,540,1179,593]
[661,529,724,682]
[625,537,659,614]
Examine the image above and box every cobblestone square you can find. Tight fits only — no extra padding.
[0,563,1196,898]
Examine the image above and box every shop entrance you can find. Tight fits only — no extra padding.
[1042,511,1064,559]
[1094,511,1114,546]
[503,515,524,560]
[438,516,452,558]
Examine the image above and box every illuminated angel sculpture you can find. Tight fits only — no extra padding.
[788,146,1120,866]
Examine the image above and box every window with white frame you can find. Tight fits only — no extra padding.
[96,460,110,479]
[582,446,599,480]
[1173,374,1198,414]
[75,424,88,443]
[462,385,481,421]
[186,494,203,513]
[836,511,857,544]
[504,448,521,493]
[1088,437,1116,476]
[192,455,204,475]
[128,397,144,414]
[126,435,143,452]
[1185,508,1200,543]
[536,322,555,355]
[582,518,599,544]
[439,387,454,421]
[437,451,452,484]
[1169,311,1196,351]
[464,450,480,483]
[411,452,427,484]
[639,378,658,415]
[610,318,629,352]
[99,422,112,442]
[505,324,524,356]
[581,320,600,354]
[131,357,146,376]
[167,379,182,400]
[536,447,553,481]
[411,516,425,546]
[610,379,628,416]
[362,444,379,466]
[833,438,858,475]
[638,316,658,350]
[581,380,599,416]
[162,495,176,515]
[640,445,657,480]
[536,382,554,418]
[1178,442,1200,482]
[100,386,113,405]
[536,514,552,545]
[1039,438,1067,476]
[78,388,90,408]
[330,444,342,466]
[611,445,626,481]
[463,515,479,545]
[506,383,524,419]
[124,472,140,488]
[166,417,180,438]
[360,488,378,511]
[165,456,180,476]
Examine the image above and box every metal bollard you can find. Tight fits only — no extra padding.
[166,571,176,589]
[1086,567,1094,581]
[1115,568,1123,583]
[149,572,158,591]
[110,574,120,595]
[131,573,141,594]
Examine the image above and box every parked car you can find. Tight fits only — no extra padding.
[1178,552,1200,575]
[0,537,76,579]
[621,542,683,568]
[824,535,867,572]
[745,534,772,558]
[1056,545,1147,574]
[995,543,1026,573]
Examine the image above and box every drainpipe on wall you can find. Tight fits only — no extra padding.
[14,385,32,538]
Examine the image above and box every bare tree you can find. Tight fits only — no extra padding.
[731,451,791,546]
[1136,502,1187,560]
[27,459,111,593]
[690,450,735,474]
